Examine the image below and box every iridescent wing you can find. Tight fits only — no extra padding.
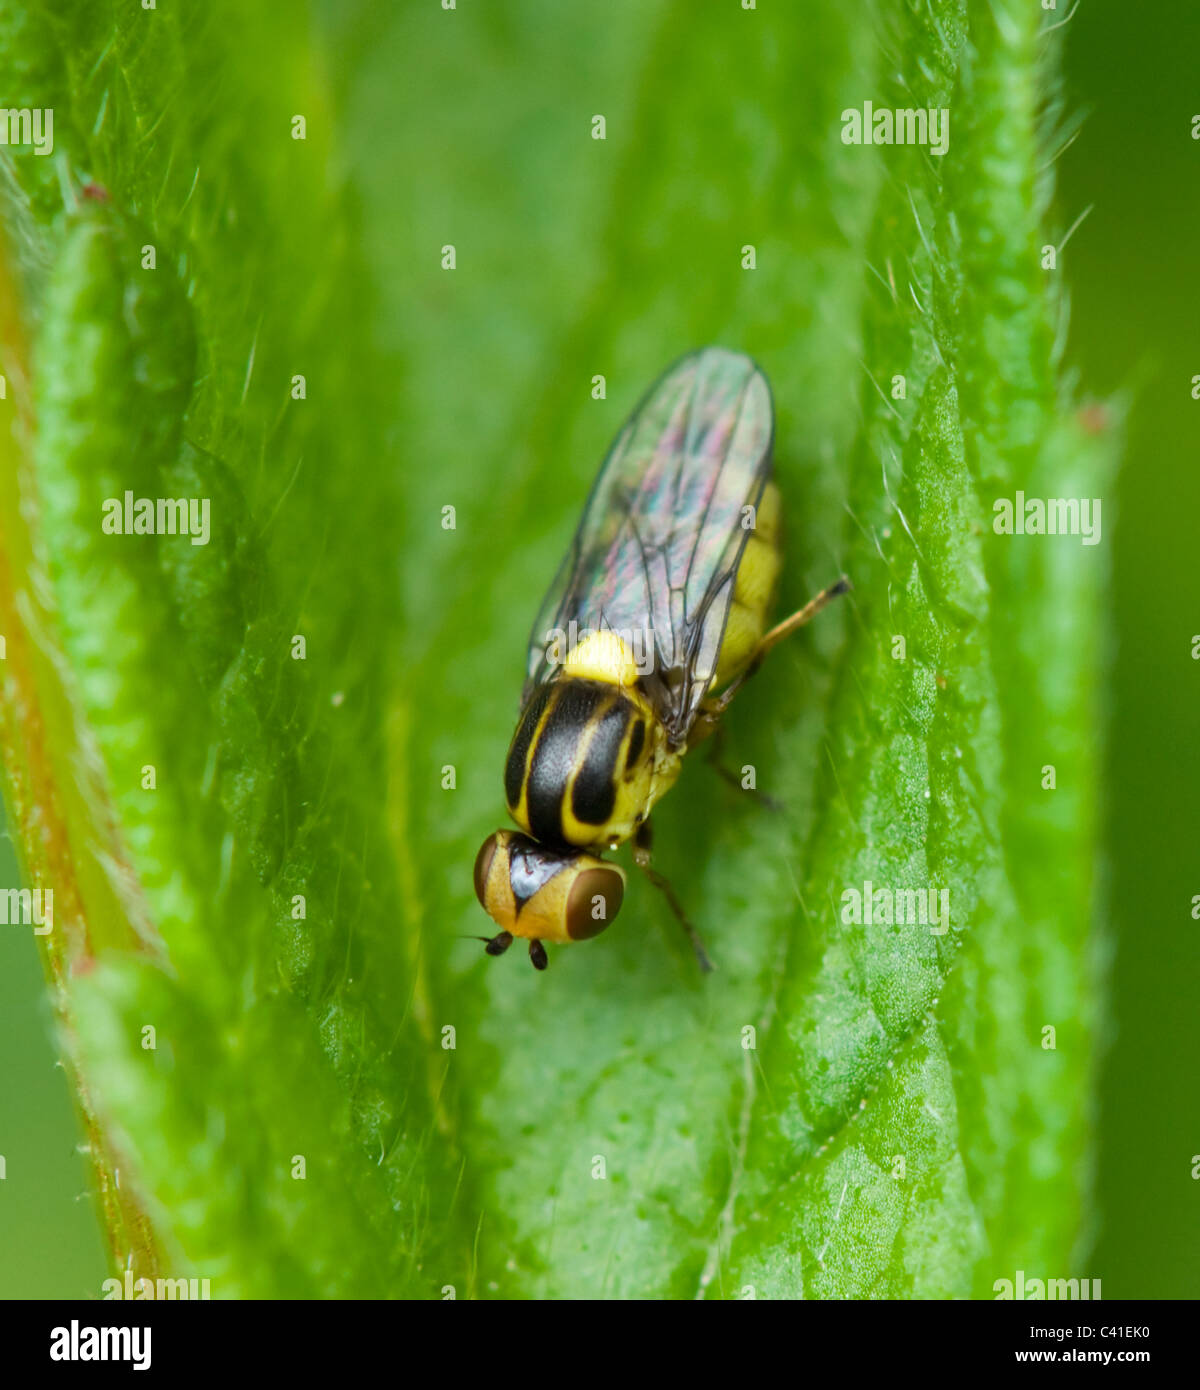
[522,347,774,745]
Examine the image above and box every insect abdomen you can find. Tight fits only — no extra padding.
[713,478,783,689]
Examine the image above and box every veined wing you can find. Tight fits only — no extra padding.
[523,347,774,745]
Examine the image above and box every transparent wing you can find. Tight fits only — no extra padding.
[523,346,774,744]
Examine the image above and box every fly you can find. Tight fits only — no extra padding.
[473,347,849,971]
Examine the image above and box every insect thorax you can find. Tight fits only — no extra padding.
[504,675,679,851]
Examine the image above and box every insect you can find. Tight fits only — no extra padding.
[473,347,849,971]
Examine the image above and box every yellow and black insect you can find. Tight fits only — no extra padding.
[474,347,848,971]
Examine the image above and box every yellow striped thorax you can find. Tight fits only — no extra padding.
[504,631,682,852]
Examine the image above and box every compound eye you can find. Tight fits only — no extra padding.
[474,834,501,908]
[565,866,624,941]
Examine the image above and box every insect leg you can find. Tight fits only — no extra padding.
[702,721,782,811]
[633,821,714,973]
[699,574,852,724]
[755,574,853,660]
[528,939,548,971]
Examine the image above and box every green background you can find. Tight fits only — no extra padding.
[1055,2,1200,1300]
[0,0,1195,1299]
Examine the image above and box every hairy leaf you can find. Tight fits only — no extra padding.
[0,0,1113,1299]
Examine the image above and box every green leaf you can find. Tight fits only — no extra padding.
[0,0,1115,1298]
[1,0,461,1296]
